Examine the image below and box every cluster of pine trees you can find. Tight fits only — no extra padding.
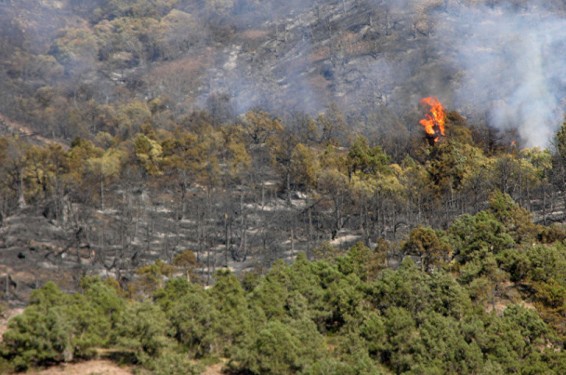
[2,108,566,268]
[1,190,565,374]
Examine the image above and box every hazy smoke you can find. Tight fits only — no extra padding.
[436,2,566,147]
[5,0,565,148]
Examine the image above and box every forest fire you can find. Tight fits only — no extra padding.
[419,97,446,143]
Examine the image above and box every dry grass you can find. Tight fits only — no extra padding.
[240,29,270,40]
[201,363,224,375]
[308,46,332,63]
[21,360,133,375]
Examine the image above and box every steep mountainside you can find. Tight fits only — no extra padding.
[0,0,565,303]
[0,0,564,145]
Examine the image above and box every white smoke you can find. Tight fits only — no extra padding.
[436,2,566,147]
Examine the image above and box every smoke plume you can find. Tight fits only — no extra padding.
[436,2,566,147]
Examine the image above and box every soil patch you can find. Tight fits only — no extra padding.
[20,360,133,375]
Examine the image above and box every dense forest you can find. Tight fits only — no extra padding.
[0,0,566,374]
[1,200,566,374]
[2,104,566,280]
[1,97,565,373]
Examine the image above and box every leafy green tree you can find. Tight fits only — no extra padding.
[324,273,364,330]
[209,271,252,355]
[285,254,327,320]
[85,148,124,209]
[171,250,200,282]
[2,282,109,370]
[403,226,452,272]
[232,320,300,375]
[115,300,171,364]
[134,133,163,176]
[497,243,566,336]
[369,259,472,319]
[2,239,565,374]
[399,155,437,225]
[290,143,320,191]
[130,259,174,297]
[503,305,549,346]
[341,309,386,360]
[145,350,202,375]
[525,244,566,284]
[80,277,125,332]
[497,249,531,282]
[424,140,469,192]
[332,328,383,375]
[248,262,290,321]
[22,145,58,203]
[382,306,423,373]
[337,242,375,280]
[95,15,161,67]
[242,110,284,146]
[458,247,501,286]
[222,124,252,181]
[426,271,472,320]
[231,319,325,375]
[2,283,71,370]
[316,167,352,240]
[165,282,220,357]
[416,311,483,374]
[302,358,359,375]
[347,136,390,177]
[160,129,200,219]
[449,210,514,263]
[66,138,104,202]
[488,191,537,244]
[480,314,526,372]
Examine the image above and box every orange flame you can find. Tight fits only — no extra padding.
[419,97,446,143]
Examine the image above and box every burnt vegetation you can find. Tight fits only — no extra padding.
[0,0,566,374]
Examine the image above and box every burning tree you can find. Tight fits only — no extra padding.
[419,97,446,144]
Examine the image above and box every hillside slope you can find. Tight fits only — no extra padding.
[0,0,564,145]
